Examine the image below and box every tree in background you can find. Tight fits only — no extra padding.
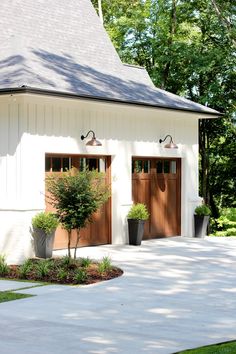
[92,0,236,216]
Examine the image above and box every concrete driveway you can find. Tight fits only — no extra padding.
[0,237,236,354]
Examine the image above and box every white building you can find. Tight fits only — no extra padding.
[0,0,221,264]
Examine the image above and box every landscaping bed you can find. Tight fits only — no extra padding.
[0,256,123,285]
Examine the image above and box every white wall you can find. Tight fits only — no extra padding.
[0,93,201,263]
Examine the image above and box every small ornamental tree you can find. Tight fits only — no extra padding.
[46,168,110,259]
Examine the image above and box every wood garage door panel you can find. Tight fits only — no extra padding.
[151,176,166,237]
[45,155,111,249]
[132,158,181,238]
[165,179,178,235]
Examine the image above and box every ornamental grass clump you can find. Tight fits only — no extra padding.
[18,259,33,279]
[0,255,9,277]
[74,269,88,284]
[98,256,112,274]
[35,259,52,279]
[79,257,92,268]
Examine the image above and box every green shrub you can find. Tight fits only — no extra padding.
[79,257,92,268]
[194,204,211,216]
[98,256,112,273]
[0,255,9,276]
[221,208,236,222]
[211,208,236,237]
[74,269,88,283]
[35,259,52,278]
[32,212,59,235]
[18,259,33,279]
[214,228,236,237]
[127,203,149,220]
[59,255,73,268]
[57,267,68,281]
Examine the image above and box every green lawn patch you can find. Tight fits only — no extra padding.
[0,291,34,303]
[175,340,236,353]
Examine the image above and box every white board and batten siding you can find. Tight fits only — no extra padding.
[0,93,201,264]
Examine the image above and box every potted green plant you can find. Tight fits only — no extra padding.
[127,203,149,245]
[194,204,211,238]
[31,212,59,258]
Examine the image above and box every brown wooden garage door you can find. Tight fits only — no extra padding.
[132,158,181,238]
[45,154,111,249]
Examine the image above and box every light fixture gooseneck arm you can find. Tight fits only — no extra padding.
[81,130,95,141]
[159,135,173,144]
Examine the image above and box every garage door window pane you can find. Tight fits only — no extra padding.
[164,161,170,173]
[143,160,150,173]
[79,158,86,171]
[133,160,142,173]
[98,158,106,172]
[45,157,51,172]
[52,157,61,171]
[170,161,177,174]
[156,161,163,173]
[63,158,71,171]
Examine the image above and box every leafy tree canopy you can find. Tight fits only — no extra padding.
[92,0,236,214]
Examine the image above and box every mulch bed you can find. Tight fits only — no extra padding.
[5,258,123,285]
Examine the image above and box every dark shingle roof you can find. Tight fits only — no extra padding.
[0,0,221,116]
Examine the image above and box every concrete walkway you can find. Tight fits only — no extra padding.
[0,237,236,354]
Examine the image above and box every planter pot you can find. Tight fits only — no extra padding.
[33,228,56,258]
[194,215,210,238]
[128,219,145,245]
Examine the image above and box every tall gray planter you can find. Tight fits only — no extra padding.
[128,219,145,245]
[33,228,56,258]
[194,215,210,238]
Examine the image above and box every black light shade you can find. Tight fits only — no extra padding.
[159,135,178,149]
[81,130,102,146]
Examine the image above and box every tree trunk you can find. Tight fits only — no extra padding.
[161,0,177,89]
[74,229,80,259]
[67,230,72,258]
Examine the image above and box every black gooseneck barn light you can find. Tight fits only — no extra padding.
[81,130,102,146]
[159,135,178,149]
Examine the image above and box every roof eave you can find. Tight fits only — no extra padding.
[0,86,224,117]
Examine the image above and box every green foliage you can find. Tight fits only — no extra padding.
[0,255,9,276]
[98,256,112,274]
[59,255,72,268]
[35,259,52,279]
[194,204,211,216]
[91,0,236,213]
[127,203,149,220]
[18,259,33,279]
[211,208,236,236]
[32,212,59,235]
[213,228,236,237]
[74,269,88,284]
[79,257,92,268]
[57,268,68,281]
